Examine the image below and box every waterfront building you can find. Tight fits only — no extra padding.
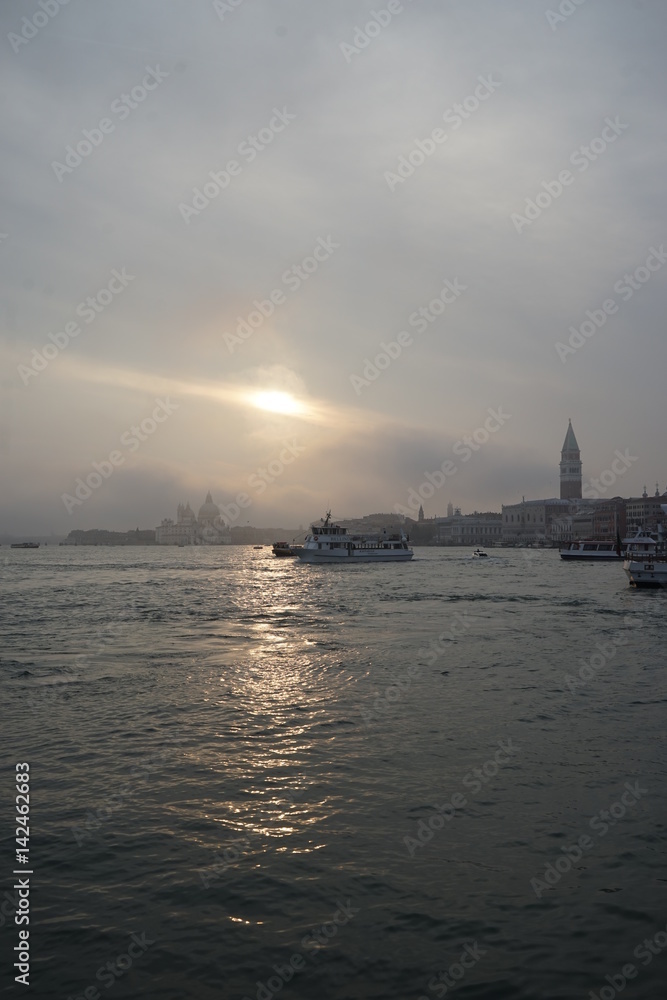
[156,492,232,545]
[501,498,576,545]
[435,512,502,546]
[625,489,667,533]
[501,421,586,543]
[591,499,627,541]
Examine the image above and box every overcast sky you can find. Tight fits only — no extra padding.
[1,0,666,534]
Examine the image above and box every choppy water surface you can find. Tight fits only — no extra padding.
[2,546,666,999]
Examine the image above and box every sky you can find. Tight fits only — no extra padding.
[1,0,666,534]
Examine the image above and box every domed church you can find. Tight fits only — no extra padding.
[156,492,232,545]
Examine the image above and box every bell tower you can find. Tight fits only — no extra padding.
[560,420,582,499]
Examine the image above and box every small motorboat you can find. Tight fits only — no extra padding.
[253,545,263,549]
[472,548,488,558]
[272,541,298,557]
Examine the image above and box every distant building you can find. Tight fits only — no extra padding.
[625,490,667,533]
[156,492,232,545]
[62,528,156,546]
[501,498,576,545]
[501,421,586,543]
[592,499,627,541]
[560,420,582,499]
[435,512,502,546]
[340,513,407,533]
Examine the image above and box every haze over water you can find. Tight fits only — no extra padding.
[3,546,666,999]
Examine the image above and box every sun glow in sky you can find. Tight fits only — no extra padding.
[249,391,306,416]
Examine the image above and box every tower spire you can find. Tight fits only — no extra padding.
[560,420,582,499]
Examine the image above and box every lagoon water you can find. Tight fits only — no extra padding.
[2,545,666,999]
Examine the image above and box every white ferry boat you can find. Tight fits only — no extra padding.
[623,534,667,588]
[560,540,622,560]
[297,512,413,563]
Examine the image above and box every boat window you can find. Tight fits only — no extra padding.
[599,544,613,551]
[583,544,596,551]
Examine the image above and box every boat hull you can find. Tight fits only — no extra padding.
[272,543,302,557]
[623,560,667,587]
[297,549,413,563]
[560,552,621,560]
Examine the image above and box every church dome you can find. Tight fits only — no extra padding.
[198,491,220,521]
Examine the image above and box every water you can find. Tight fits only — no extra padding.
[1,546,666,999]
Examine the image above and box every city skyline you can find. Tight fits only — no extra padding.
[1,415,666,535]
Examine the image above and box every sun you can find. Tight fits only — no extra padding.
[249,391,305,415]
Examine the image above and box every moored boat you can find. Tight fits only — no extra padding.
[560,539,623,560]
[623,534,667,588]
[296,512,413,564]
[272,541,298,557]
